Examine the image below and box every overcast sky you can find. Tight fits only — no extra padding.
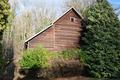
[9,0,120,18]
[9,0,65,15]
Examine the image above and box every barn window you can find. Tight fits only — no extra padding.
[70,17,76,22]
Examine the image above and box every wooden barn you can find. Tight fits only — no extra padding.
[25,8,85,52]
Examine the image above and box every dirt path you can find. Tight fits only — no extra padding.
[53,76,89,80]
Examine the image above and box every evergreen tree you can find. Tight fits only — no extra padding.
[82,0,120,78]
[0,0,10,38]
[0,0,10,75]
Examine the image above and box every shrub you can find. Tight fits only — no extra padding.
[20,46,56,69]
[59,49,81,60]
[82,0,120,78]
[20,47,85,69]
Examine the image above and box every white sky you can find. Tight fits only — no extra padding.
[9,0,120,19]
[9,0,65,16]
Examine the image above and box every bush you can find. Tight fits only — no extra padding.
[20,46,57,69]
[20,47,87,79]
[82,0,120,78]
[59,49,81,60]
[20,47,85,70]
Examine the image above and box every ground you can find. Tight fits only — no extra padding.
[53,76,88,80]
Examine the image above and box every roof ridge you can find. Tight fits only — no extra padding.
[25,8,84,43]
[53,8,84,24]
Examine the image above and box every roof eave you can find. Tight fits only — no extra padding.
[25,8,84,43]
[25,25,52,43]
[53,8,84,24]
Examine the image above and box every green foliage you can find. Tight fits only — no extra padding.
[20,46,85,70]
[0,0,10,76]
[0,0,10,34]
[82,0,120,78]
[59,49,81,60]
[20,46,57,69]
[21,48,62,69]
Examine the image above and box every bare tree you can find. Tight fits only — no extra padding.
[2,10,35,79]
[3,0,56,79]
[31,7,56,33]
[4,1,56,60]
[13,11,34,55]
[64,0,96,14]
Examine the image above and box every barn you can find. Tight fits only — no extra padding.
[25,8,85,52]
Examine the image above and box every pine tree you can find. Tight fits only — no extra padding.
[82,0,120,78]
[0,0,10,38]
[0,0,10,75]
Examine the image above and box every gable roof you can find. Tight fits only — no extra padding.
[25,8,84,43]
[53,8,84,24]
[25,25,52,43]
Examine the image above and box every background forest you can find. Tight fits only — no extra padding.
[0,0,120,80]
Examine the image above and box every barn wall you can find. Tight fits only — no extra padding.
[28,26,55,51]
[27,9,83,52]
[54,9,82,51]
